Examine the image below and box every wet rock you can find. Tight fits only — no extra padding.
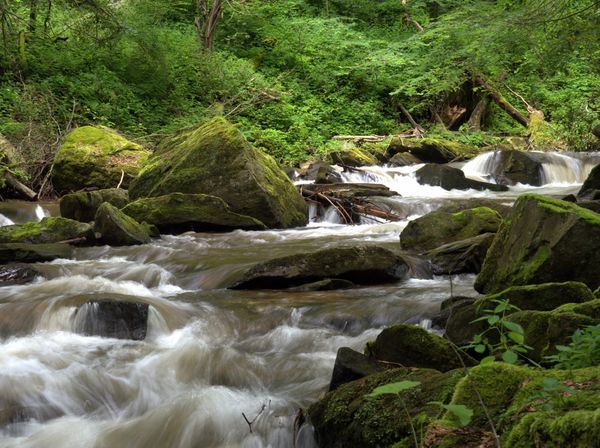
[129,117,307,229]
[387,152,422,167]
[0,243,72,263]
[385,137,479,163]
[0,264,41,286]
[230,245,410,289]
[52,126,150,194]
[0,217,92,244]
[475,194,600,294]
[415,164,508,192]
[329,347,388,391]
[578,163,600,199]
[74,297,149,340]
[308,367,463,448]
[426,232,495,275]
[435,198,513,218]
[482,150,544,186]
[59,188,130,222]
[94,202,151,246]
[302,163,343,184]
[121,193,266,233]
[365,324,475,371]
[578,200,600,214]
[289,278,354,291]
[401,206,501,252]
[327,146,378,167]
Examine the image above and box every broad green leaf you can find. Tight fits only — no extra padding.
[502,350,518,364]
[480,355,495,365]
[487,315,500,325]
[494,301,509,313]
[474,344,486,354]
[502,321,524,333]
[367,380,421,397]
[442,404,474,427]
[508,331,524,344]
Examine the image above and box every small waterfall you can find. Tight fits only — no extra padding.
[35,205,49,221]
[0,213,15,226]
[461,152,501,183]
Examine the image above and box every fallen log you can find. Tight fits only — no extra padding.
[3,170,37,201]
[475,75,529,128]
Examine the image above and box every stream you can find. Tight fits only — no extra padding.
[0,151,599,448]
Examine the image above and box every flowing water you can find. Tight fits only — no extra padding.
[0,151,598,448]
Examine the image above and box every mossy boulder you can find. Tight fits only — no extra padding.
[52,126,150,194]
[129,117,307,229]
[428,363,600,447]
[435,198,513,218]
[329,347,388,391]
[401,207,501,252]
[475,194,600,294]
[0,217,92,244]
[230,245,410,289]
[93,203,151,246]
[387,152,422,167]
[0,243,72,263]
[327,146,378,167]
[308,367,464,448]
[365,324,476,371]
[59,188,130,222]
[415,164,508,192]
[385,137,479,163]
[121,193,266,233]
[578,163,600,199]
[427,233,495,275]
[482,149,545,186]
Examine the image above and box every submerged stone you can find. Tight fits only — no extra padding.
[0,264,41,286]
[230,245,409,289]
[401,206,501,252]
[0,243,72,263]
[475,194,600,294]
[415,164,508,192]
[94,202,151,246]
[52,126,150,194]
[129,117,307,229]
[59,188,130,222]
[121,193,266,233]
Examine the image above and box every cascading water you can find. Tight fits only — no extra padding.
[0,150,598,447]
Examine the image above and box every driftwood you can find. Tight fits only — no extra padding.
[3,170,37,200]
[300,184,402,224]
[332,129,422,143]
[475,75,529,127]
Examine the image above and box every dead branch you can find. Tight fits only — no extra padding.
[398,103,425,135]
[116,170,125,189]
[242,401,270,434]
[3,170,37,200]
[474,75,529,128]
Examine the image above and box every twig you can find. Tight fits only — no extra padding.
[242,401,270,434]
[116,170,125,189]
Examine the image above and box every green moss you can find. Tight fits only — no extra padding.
[308,367,464,448]
[328,145,378,166]
[94,202,151,246]
[121,193,266,232]
[401,206,501,252]
[52,126,150,193]
[60,188,130,222]
[129,117,307,229]
[0,217,91,244]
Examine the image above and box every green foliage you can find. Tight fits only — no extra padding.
[428,402,473,427]
[546,324,600,369]
[367,381,421,398]
[464,299,536,366]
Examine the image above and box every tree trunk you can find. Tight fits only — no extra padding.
[195,0,222,51]
[398,103,425,135]
[29,0,37,33]
[3,170,37,200]
[467,95,490,131]
[475,75,529,127]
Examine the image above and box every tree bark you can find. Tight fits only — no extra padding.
[466,95,490,131]
[398,103,425,134]
[195,0,222,51]
[475,75,529,127]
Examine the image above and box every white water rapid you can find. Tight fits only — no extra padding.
[0,151,597,447]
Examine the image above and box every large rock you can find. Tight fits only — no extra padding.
[302,163,343,184]
[59,188,130,222]
[121,193,266,233]
[301,183,398,199]
[415,164,508,192]
[385,138,479,163]
[435,198,513,218]
[475,194,600,294]
[426,232,495,275]
[401,207,501,252]
[479,150,544,186]
[308,367,463,448]
[387,152,422,167]
[129,118,307,229]
[0,217,92,244]
[327,146,378,167]
[578,163,600,199]
[52,126,150,194]
[230,245,410,289]
[0,243,72,263]
[72,294,149,340]
[0,264,41,286]
[329,347,388,391]
[93,203,151,246]
[365,324,475,371]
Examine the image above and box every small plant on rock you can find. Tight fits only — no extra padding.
[546,324,600,369]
